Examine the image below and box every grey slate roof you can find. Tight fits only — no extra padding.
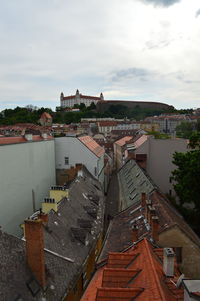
[118,159,155,210]
[0,167,104,301]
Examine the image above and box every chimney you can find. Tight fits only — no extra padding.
[25,219,46,288]
[38,212,48,224]
[50,185,69,202]
[25,134,33,141]
[141,193,146,208]
[148,205,156,224]
[132,224,138,242]
[151,215,159,241]
[42,198,58,214]
[145,200,151,221]
[41,133,48,140]
[163,248,175,277]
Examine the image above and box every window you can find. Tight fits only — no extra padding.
[64,157,69,165]
[174,247,182,264]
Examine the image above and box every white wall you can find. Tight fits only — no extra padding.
[136,137,188,195]
[55,137,104,185]
[0,140,56,236]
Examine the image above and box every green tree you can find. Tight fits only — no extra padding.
[176,121,194,138]
[171,133,200,234]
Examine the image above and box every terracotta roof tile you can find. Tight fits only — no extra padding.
[78,136,104,158]
[81,239,184,301]
[96,287,144,301]
[115,136,133,146]
[40,112,52,119]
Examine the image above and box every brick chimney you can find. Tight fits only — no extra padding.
[151,215,159,242]
[38,212,48,224]
[25,219,46,288]
[132,224,138,242]
[141,193,146,208]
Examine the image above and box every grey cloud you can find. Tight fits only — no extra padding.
[176,72,200,84]
[140,0,181,7]
[145,40,170,50]
[196,9,200,18]
[112,68,151,82]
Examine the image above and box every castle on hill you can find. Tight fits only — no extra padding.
[60,89,104,108]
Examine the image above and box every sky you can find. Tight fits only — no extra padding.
[0,0,200,111]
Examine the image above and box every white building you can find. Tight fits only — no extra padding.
[0,135,56,236]
[132,135,188,195]
[55,135,105,186]
[60,89,104,108]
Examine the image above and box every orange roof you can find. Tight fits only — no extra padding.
[0,135,53,145]
[115,136,133,146]
[78,136,105,158]
[133,134,149,148]
[63,94,101,101]
[40,112,52,119]
[98,121,118,127]
[81,238,184,301]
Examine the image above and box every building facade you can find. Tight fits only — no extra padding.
[55,135,105,187]
[60,90,104,108]
[0,135,55,236]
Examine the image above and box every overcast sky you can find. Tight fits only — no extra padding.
[0,0,200,111]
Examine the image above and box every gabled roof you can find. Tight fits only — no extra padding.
[0,135,53,145]
[40,112,52,119]
[0,167,104,300]
[118,159,155,210]
[81,238,184,301]
[62,94,101,101]
[78,135,105,157]
[114,136,133,146]
[133,134,149,149]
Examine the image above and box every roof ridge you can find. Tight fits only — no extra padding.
[144,239,168,301]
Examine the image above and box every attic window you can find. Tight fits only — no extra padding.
[129,187,136,195]
[26,278,40,296]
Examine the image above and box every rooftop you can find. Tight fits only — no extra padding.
[78,135,105,157]
[81,238,184,301]
[114,136,133,147]
[0,167,105,300]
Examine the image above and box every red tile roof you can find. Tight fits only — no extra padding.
[40,112,52,119]
[81,239,184,301]
[98,121,118,127]
[133,135,149,148]
[78,136,105,158]
[0,135,53,145]
[63,94,101,101]
[115,136,133,146]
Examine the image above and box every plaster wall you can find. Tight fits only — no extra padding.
[159,226,200,278]
[55,137,104,185]
[135,137,188,195]
[0,140,55,236]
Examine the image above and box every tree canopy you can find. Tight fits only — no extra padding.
[171,133,200,234]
